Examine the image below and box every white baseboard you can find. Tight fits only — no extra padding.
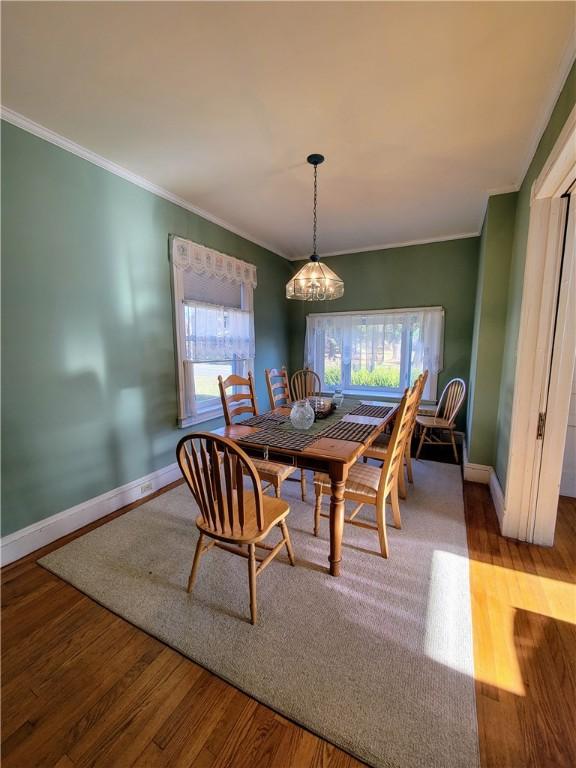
[463,461,493,484]
[462,440,492,484]
[462,440,507,531]
[1,463,183,567]
[489,469,505,529]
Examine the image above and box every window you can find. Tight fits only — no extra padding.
[305,307,444,401]
[170,237,257,426]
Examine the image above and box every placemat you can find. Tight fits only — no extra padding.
[238,427,319,451]
[350,404,394,419]
[240,413,288,427]
[321,420,378,444]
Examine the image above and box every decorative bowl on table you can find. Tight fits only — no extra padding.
[290,399,315,430]
[308,397,336,420]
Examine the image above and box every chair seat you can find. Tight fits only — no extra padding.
[416,415,453,429]
[196,491,290,544]
[363,444,388,461]
[372,431,391,447]
[314,463,380,499]
[251,459,296,481]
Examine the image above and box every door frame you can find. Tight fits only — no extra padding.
[502,104,576,545]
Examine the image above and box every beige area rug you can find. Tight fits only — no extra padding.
[40,460,479,768]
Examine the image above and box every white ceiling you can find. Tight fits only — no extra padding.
[2,2,575,259]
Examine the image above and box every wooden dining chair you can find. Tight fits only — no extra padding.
[218,373,297,497]
[176,433,295,624]
[362,370,429,494]
[290,368,321,401]
[265,367,308,501]
[313,385,416,557]
[265,367,291,408]
[415,377,466,463]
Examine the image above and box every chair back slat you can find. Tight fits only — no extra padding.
[222,447,235,531]
[236,458,245,532]
[211,441,226,531]
[436,378,466,424]
[265,367,291,409]
[218,371,259,425]
[199,441,218,529]
[290,368,321,401]
[408,370,429,441]
[177,433,265,536]
[184,446,207,525]
[378,381,420,502]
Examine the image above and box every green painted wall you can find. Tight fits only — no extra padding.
[467,193,517,466]
[287,237,480,430]
[1,121,292,536]
[494,61,576,487]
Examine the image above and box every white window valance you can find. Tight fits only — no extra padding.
[171,236,257,288]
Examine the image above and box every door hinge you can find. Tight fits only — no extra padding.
[537,412,546,440]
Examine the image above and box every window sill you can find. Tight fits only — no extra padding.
[322,389,438,406]
[178,406,224,429]
[322,388,402,401]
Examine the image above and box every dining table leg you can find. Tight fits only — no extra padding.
[328,463,348,577]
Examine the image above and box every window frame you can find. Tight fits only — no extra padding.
[306,306,443,400]
[170,239,255,428]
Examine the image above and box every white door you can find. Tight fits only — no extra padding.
[560,359,576,497]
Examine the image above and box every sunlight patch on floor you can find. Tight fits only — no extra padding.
[426,548,576,697]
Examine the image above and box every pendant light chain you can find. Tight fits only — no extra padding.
[285,152,343,300]
[312,162,318,256]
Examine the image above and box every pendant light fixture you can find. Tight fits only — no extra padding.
[286,154,344,301]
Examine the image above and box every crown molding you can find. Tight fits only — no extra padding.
[477,184,522,232]
[0,106,289,260]
[514,45,576,191]
[291,231,480,261]
[486,184,520,196]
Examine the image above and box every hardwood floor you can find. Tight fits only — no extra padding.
[465,489,576,768]
[2,483,575,767]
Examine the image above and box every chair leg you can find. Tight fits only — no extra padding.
[450,430,459,464]
[398,463,407,499]
[187,533,205,594]
[274,481,281,498]
[416,427,427,459]
[248,543,257,625]
[314,486,322,536]
[279,520,296,565]
[391,483,402,529]
[300,469,307,501]
[376,503,389,558]
[405,444,414,484]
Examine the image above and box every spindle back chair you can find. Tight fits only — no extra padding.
[176,433,295,624]
[290,368,321,401]
[416,377,466,463]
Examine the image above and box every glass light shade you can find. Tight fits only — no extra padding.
[286,259,344,301]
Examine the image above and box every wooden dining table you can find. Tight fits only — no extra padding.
[211,400,399,577]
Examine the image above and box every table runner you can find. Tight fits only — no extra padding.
[238,399,386,450]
